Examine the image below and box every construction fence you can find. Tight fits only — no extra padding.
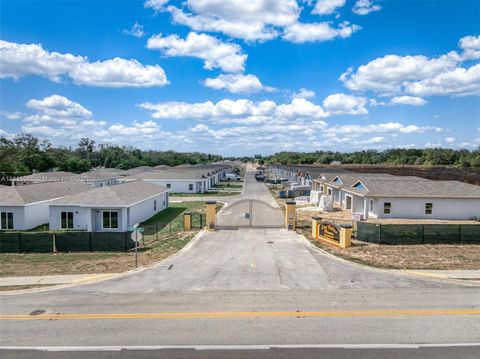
[0,231,135,253]
[0,212,206,253]
[357,222,480,245]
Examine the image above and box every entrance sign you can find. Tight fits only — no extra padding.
[312,219,352,249]
[318,222,340,243]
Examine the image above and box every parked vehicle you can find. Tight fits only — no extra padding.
[225,173,241,181]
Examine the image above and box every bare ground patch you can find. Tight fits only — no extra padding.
[0,231,197,277]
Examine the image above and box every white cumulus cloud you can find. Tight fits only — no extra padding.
[147,32,247,72]
[352,0,381,15]
[323,93,368,115]
[164,0,300,42]
[123,22,146,37]
[340,35,480,97]
[0,40,168,87]
[283,21,360,43]
[389,96,428,106]
[204,73,271,93]
[312,0,346,15]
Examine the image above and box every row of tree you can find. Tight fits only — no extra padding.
[2,134,479,175]
[0,134,224,174]
[263,148,480,167]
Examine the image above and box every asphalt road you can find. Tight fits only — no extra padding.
[1,165,479,357]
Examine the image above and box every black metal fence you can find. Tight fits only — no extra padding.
[0,231,135,253]
[141,212,205,245]
[357,222,480,245]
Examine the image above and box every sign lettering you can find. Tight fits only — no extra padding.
[318,222,340,242]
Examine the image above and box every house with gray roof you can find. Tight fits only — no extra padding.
[0,181,91,230]
[49,180,169,232]
[314,173,480,220]
[123,169,216,194]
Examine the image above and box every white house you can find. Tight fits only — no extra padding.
[0,182,91,230]
[124,169,213,194]
[314,173,480,220]
[49,180,169,232]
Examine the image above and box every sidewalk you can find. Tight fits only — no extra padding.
[0,273,117,287]
[396,269,480,281]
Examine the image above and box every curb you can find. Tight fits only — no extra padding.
[0,229,207,296]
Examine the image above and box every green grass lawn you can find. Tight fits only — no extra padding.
[170,191,240,197]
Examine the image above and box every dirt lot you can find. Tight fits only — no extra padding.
[295,223,480,270]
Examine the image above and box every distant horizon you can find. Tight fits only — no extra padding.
[1,1,479,155]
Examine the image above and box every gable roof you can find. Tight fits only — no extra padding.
[51,180,168,207]
[0,181,91,205]
[127,169,209,180]
[345,177,480,198]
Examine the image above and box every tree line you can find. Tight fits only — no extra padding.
[264,148,480,168]
[0,134,224,174]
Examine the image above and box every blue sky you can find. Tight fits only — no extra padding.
[1,0,479,156]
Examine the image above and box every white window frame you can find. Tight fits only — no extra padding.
[1,211,14,230]
[101,210,119,230]
[166,183,171,188]
[60,211,74,229]
[327,188,332,196]
[345,194,353,210]
[189,183,194,191]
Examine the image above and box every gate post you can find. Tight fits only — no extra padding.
[285,200,296,230]
[205,201,217,231]
[183,212,192,231]
[311,216,322,239]
[339,224,353,248]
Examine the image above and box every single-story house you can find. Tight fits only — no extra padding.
[314,174,480,220]
[124,169,212,194]
[49,180,169,232]
[0,181,91,230]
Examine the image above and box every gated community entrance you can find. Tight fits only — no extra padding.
[183,200,297,231]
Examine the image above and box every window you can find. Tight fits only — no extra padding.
[327,188,332,196]
[189,183,194,191]
[320,185,324,192]
[1,212,13,229]
[60,211,74,229]
[154,200,157,211]
[345,195,352,210]
[102,211,119,229]
[166,183,171,188]
[370,200,374,211]
[384,202,391,214]
[425,203,433,215]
